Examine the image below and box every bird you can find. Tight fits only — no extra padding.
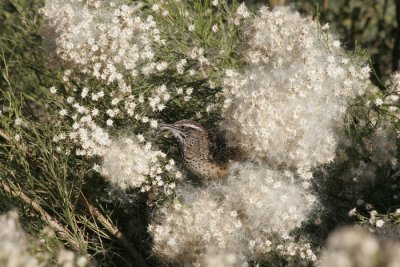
[159,119,239,180]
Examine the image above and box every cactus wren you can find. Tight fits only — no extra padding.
[159,120,237,180]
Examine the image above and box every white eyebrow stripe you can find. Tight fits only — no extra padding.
[181,124,204,131]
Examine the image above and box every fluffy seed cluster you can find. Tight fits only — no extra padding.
[149,189,245,265]
[57,249,89,267]
[201,251,242,267]
[320,226,400,267]
[0,211,40,267]
[42,0,163,83]
[0,211,89,267]
[98,136,182,193]
[222,7,371,171]
[149,163,318,266]
[222,163,318,261]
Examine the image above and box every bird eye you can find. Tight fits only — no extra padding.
[179,125,185,130]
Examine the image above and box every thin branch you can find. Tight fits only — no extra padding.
[78,194,150,267]
[1,117,148,265]
[350,7,361,51]
[0,129,11,142]
[0,179,81,251]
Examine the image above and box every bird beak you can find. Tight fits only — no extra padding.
[157,123,175,135]
[157,123,184,141]
[158,123,172,131]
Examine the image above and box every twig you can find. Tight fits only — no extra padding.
[350,7,361,51]
[0,179,81,251]
[1,126,149,266]
[79,194,150,267]
[0,129,11,142]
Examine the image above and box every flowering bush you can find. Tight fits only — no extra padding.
[1,0,400,266]
[222,6,371,171]
[149,163,318,265]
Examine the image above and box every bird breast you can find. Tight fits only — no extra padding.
[180,137,228,180]
[184,157,229,180]
[181,137,210,160]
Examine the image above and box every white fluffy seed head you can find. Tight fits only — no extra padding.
[149,188,245,265]
[320,226,400,267]
[0,211,90,267]
[149,163,319,265]
[221,7,371,170]
[0,211,41,267]
[221,163,318,261]
[99,136,180,194]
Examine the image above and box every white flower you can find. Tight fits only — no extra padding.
[375,219,384,228]
[66,97,74,104]
[348,208,357,217]
[176,58,187,74]
[81,87,89,98]
[188,24,195,32]
[14,118,22,126]
[42,0,162,83]
[137,134,145,143]
[236,3,250,19]
[212,24,219,32]
[186,87,193,95]
[375,98,383,106]
[321,23,330,31]
[59,109,68,116]
[176,87,184,94]
[92,108,99,116]
[333,40,341,48]
[49,86,57,94]
[150,119,158,129]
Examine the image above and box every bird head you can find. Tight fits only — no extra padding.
[159,119,208,145]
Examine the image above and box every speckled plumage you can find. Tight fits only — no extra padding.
[160,120,236,180]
